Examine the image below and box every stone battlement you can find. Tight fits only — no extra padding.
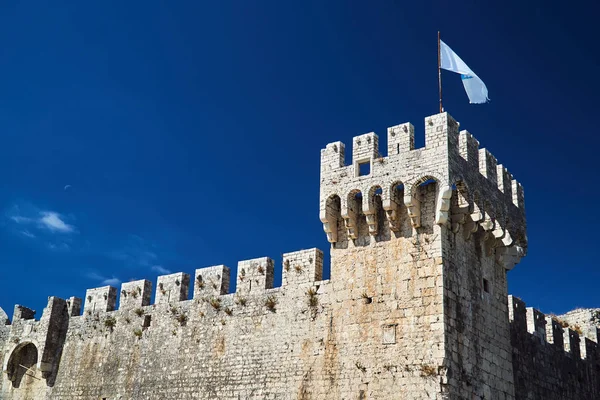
[509,296,600,362]
[320,112,526,270]
[7,248,325,323]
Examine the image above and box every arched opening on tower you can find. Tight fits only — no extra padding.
[411,176,440,234]
[6,342,39,388]
[367,185,385,238]
[345,190,364,242]
[389,181,411,237]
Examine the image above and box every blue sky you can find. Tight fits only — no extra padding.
[1,1,598,317]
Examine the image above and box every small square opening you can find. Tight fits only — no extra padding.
[358,161,371,176]
[483,278,490,293]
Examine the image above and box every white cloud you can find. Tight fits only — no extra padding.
[39,212,75,233]
[86,272,104,281]
[11,216,33,224]
[151,265,171,274]
[102,277,121,286]
[108,235,158,267]
[87,272,121,287]
[6,205,77,236]
[47,242,70,251]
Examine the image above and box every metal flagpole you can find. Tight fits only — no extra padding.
[438,31,443,113]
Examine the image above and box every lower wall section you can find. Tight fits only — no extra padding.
[1,237,447,400]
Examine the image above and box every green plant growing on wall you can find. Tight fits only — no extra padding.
[133,329,143,339]
[210,298,221,310]
[306,288,318,307]
[265,295,277,312]
[235,296,247,306]
[176,313,188,326]
[134,308,144,317]
[355,362,366,373]
[104,316,116,331]
[420,364,437,377]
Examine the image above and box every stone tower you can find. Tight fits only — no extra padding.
[319,111,527,399]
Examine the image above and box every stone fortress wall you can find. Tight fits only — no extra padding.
[509,297,600,399]
[0,112,597,399]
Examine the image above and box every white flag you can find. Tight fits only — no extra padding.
[440,40,489,104]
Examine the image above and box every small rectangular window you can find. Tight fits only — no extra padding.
[358,161,370,176]
[483,278,490,293]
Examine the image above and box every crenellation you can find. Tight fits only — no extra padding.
[120,279,152,310]
[83,286,117,315]
[546,317,565,348]
[581,337,597,361]
[12,306,35,322]
[155,273,190,304]
[387,122,415,155]
[511,180,525,209]
[282,248,323,286]
[424,112,459,151]
[320,141,345,173]
[351,132,378,170]
[478,148,498,183]
[194,265,230,298]
[496,164,513,198]
[236,257,274,295]
[526,307,546,341]
[458,130,479,167]
[564,328,581,358]
[508,295,526,330]
[66,297,81,317]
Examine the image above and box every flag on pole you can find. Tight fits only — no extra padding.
[440,40,489,104]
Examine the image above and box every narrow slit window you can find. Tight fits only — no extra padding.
[483,278,490,293]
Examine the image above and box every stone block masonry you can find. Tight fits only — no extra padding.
[0,111,597,399]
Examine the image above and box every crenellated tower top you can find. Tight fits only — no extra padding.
[319,112,526,270]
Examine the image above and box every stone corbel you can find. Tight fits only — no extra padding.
[404,193,421,228]
[450,199,471,234]
[342,207,358,240]
[496,245,524,270]
[480,213,496,255]
[364,211,378,236]
[382,198,400,232]
[461,215,479,240]
[480,212,495,238]
[462,207,483,241]
[363,195,380,236]
[319,210,338,243]
[435,186,453,225]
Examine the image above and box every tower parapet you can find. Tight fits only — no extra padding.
[319,112,526,270]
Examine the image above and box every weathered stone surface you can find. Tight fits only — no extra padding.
[0,112,595,399]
